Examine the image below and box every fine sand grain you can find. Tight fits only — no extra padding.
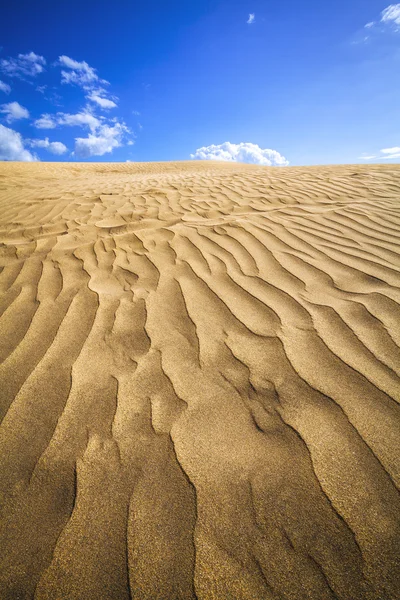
[0,161,399,599]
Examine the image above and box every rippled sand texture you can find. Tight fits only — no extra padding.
[0,161,399,600]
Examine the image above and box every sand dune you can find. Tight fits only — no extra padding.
[0,160,399,600]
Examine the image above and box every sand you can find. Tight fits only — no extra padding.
[0,160,399,600]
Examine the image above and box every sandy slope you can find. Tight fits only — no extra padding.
[0,161,399,600]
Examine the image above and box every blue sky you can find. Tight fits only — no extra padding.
[0,0,399,165]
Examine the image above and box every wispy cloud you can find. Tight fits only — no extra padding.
[0,80,11,94]
[364,3,400,30]
[58,55,117,110]
[0,101,30,123]
[247,13,255,24]
[87,90,117,109]
[358,154,377,160]
[0,52,46,79]
[0,124,37,161]
[381,4,400,26]
[380,146,400,158]
[381,146,400,154]
[58,55,102,87]
[190,142,288,166]
[28,137,67,155]
[359,147,400,160]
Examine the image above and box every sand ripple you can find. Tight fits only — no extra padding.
[0,161,399,599]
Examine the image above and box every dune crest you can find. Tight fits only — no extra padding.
[0,161,399,600]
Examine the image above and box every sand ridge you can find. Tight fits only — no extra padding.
[0,161,399,599]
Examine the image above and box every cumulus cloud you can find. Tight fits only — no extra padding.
[247,13,255,24]
[35,108,102,132]
[381,3,400,25]
[0,124,37,161]
[58,57,117,110]
[34,113,57,129]
[28,137,67,155]
[359,154,377,160]
[74,122,128,157]
[191,142,289,166]
[0,80,11,94]
[0,52,46,78]
[58,110,102,132]
[33,106,130,158]
[58,55,108,88]
[87,90,117,109]
[0,101,30,123]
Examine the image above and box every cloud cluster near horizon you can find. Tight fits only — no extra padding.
[0,51,134,161]
[359,146,400,160]
[28,137,67,155]
[0,124,37,161]
[191,142,289,166]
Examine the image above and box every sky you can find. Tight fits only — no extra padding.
[0,0,400,165]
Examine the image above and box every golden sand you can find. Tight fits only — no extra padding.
[0,161,399,599]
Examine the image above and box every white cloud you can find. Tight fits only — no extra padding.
[382,152,400,159]
[34,113,57,129]
[0,124,37,161]
[58,55,107,88]
[33,100,130,158]
[74,122,128,157]
[0,101,30,123]
[58,57,116,110]
[34,108,129,157]
[36,85,47,94]
[127,140,134,146]
[381,4,400,25]
[28,137,67,155]
[58,110,102,132]
[61,69,94,86]
[0,80,11,94]
[35,109,102,132]
[247,13,255,24]
[381,146,400,154]
[87,91,117,109]
[132,110,140,115]
[191,142,289,166]
[365,21,375,28]
[0,52,46,78]
[359,147,400,160]
[380,147,400,159]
